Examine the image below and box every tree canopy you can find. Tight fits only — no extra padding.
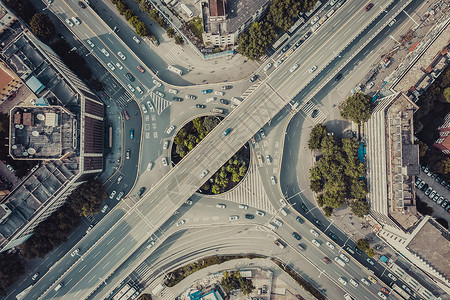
[356,238,369,251]
[308,124,327,151]
[237,22,277,60]
[30,13,56,40]
[0,253,25,296]
[221,271,254,295]
[340,93,372,124]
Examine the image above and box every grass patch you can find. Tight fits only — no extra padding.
[188,17,203,41]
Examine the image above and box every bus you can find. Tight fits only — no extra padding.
[168,65,182,75]
[391,283,411,300]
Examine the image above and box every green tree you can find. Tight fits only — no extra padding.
[202,116,220,132]
[340,93,372,124]
[237,22,277,60]
[139,0,152,13]
[174,35,184,45]
[416,140,428,158]
[308,123,327,150]
[166,27,176,38]
[0,252,25,296]
[211,184,221,194]
[310,180,323,193]
[30,13,56,40]
[129,16,140,28]
[442,87,450,103]
[349,179,367,200]
[434,157,450,174]
[116,0,127,14]
[320,135,340,157]
[356,238,370,251]
[366,248,375,257]
[238,165,247,177]
[3,0,36,22]
[323,206,333,217]
[124,9,135,20]
[136,22,149,36]
[267,0,300,31]
[350,199,370,218]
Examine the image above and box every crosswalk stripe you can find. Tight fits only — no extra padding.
[150,92,171,115]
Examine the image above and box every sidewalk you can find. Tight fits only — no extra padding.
[88,0,259,85]
[157,258,318,300]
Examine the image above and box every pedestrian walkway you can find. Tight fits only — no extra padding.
[142,92,171,115]
[163,44,184,63]
[241,81,264,99]
[115,91,134,110]
[298,100,327,124]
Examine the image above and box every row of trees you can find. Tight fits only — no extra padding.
[0,252,25,296]
[356,239,375,258]
[221,271,254,295]
[111,0,153,39]
[172,116,249,194]
[308,124,370,217]
[237,0,317,60]
[19,180,106,259]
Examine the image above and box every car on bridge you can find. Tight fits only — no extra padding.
[201,89,212,94]
[200,170,209,178]
[137,65,145,73]
[223,128,232,136]
[365,3,374,11]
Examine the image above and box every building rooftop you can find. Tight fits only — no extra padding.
[408,218,450,283]
[226,0,270,33]
[9,106,76,159]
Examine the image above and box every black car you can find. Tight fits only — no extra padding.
[245,214,255,219]
[281,44,290,53]
[126,73,135,82]
[249,75,258,82]
[295,39,304,48]
[328,232,338,242]
[303,31,311,39]
[300,203,308,212]
[292,232,302,240]
[311,109,319,118]
[196,104,206,109]
[421,183,429,191]
[172,97,183,101]
[355,247,363,254]
[313,218,323,227]
[137,187,146,197]
[220,99,229,105]
[335,73,343,81]
[296,216,304,224]
[78,1,86,8]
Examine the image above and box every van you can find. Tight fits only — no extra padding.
[206,97,216,103]
[281,208,288,216]
[334,257,346,267]
[267,223,278,230]
[55,282,63,291]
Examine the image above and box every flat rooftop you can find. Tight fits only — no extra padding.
[10,106,76,159]
[408,219,450,282]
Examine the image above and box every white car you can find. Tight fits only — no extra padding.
[168,89,178,94]
[311,239,321,247]
[310,16,319,25]
[266,155,271,165]
[155,91,165,98]
[141,104,148,114]
[270,176,277,185]
[216,203,226,209]
[256,210,265,217]
[107,63,115,71]
[340,253,350,263]
[377,292,387,300]
[32,273,40,280]
[176,220,185,226]
[117,51,126,60]
[360,278,370,286]
[200,170,209,178]
[127,84,135,92]
[325,241,335,249]
[274,60,283,68]
[349,278,359,287]
[279,198,287,206]
[101,204,108,213]
[310,229,319,237]
[86,39,94,48]
[274,219,283,227]
[146,240,155,249]
[239,204,248,209]
[71,16,80,25]
[185,200,193,205]
[147,101,154,112]
[162,157,168,167]
[146,162,153,170]
[290,64,299,72]
[101,48,110,57]
[153,79,162,87]
[117,175,123,183]
[133,36,141,43]
[338,277,347,286]
[109,190,117,199]
[387,273,397,281]
[367,81,375,89]
[215,91,224,96]
[116,191,124,201]
[71,248,80,257]
[264,63,272,71]
[309,65,317,73]
[229,215,239,220]
[163,140,170,150]
[166,126,175,134]
[136,86,143,94]
[115,62,123,70]
[65,19,74,27]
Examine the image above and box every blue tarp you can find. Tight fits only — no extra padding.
[358,142,366,163]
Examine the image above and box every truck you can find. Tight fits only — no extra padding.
[274,239,285,249]
[211,108,224,114]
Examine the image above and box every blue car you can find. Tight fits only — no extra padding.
[223,128,232,136]
[201,89,212,94]
[130,129,134,139]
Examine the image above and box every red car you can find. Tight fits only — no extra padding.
[365,3,374,11]
[381,287,390,295]
[137,65,145,73]
[322,257,331,264]
[123,110,130,120]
